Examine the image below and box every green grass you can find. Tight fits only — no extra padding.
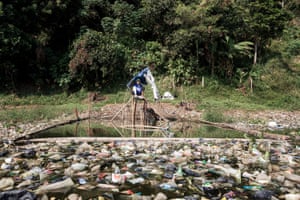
[174,125,245,138]
[0,59,299,124]
[0,80,299,123]
[0,89,88,123]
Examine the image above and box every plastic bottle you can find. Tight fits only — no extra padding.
[112,165,121,184]
[242,185,262,191]
[175,165,183,177]
[159,183,177,191]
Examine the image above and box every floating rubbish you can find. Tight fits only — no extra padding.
[67,193,82,200]
[283,172,300,184]
[20,167,42,180]
[253,190,273,200]
[16,180,32,188]
[1,163,11,170]
[78,178,87,185]
[4,157,13,164]
[201,182,220,199]
[0,189,37,200]
[284,193,300,200]
[175,165,183,177]
[111,165,125,184]
[128,177,145,184]
[0,177,14,191]
[71,163,87,171]
[242,185,262,191]
[255,171,271,185]
[154,192,168,200]
[0,150,9,157]
[159,182,177,191]
[97,184,119,192]
[183,168,202,177]
[0,139,297,199]
[21,149,36,158]
[35,177,74,194]
[222,190,236,199]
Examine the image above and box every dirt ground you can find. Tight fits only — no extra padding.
[100,102,300,127]
[99,102,300,134]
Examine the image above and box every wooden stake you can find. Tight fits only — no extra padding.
[88,93,91,136]
[75,107,79,120]
[132,98,137,137]
[250,77,253,93]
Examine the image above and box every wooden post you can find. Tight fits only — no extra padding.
[88,93,91,136]
[140,106,143,136]
[250,77,253,93]
[132,98,137,137]
[74,123,79,137]
[75,107,79,120]
[143,100,147,126]
[202,76,205,88]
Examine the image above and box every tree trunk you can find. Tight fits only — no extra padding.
[211,53,215,76]
[253,40,258,65]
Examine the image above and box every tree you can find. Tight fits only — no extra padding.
[0,1,35,90]
[218,36,253,80]
[140,0,177,42]
[241,0,292,65]
[0,0,82,89]
[79,0,112,31]
[69,29,126,90]
[104,0,144,47]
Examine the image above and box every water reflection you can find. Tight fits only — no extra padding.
[31,121,245,139]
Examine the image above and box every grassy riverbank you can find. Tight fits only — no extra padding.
[0,76,299,124]
[0,53,299,124]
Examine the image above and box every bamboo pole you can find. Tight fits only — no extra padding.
[143,100,147,125]
[140,105,143,136]
[119,124,167,129]
[110,97,132,121]
[132,98,137,137]
[111,121,124,137]
[88,93,91,136]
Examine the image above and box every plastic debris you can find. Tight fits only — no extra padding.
[242,185,262,191]
[253,189,273,200]
[0,190,37,200]
[36,177,74,194]
[78,178,87,185]
[159,182,177,191]
[0,139,297,199]
[0,178,14,191]
[162,91,174,100]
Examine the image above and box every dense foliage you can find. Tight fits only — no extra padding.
[0,0,298,92]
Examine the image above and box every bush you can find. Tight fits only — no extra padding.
[203,109,225,123]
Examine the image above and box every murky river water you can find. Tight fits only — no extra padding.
[31,121,245,139]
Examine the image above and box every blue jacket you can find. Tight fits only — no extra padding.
[132,83,144,96]
[127,67,149,88]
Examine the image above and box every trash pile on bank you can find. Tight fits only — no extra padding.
[0,139,299,200]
